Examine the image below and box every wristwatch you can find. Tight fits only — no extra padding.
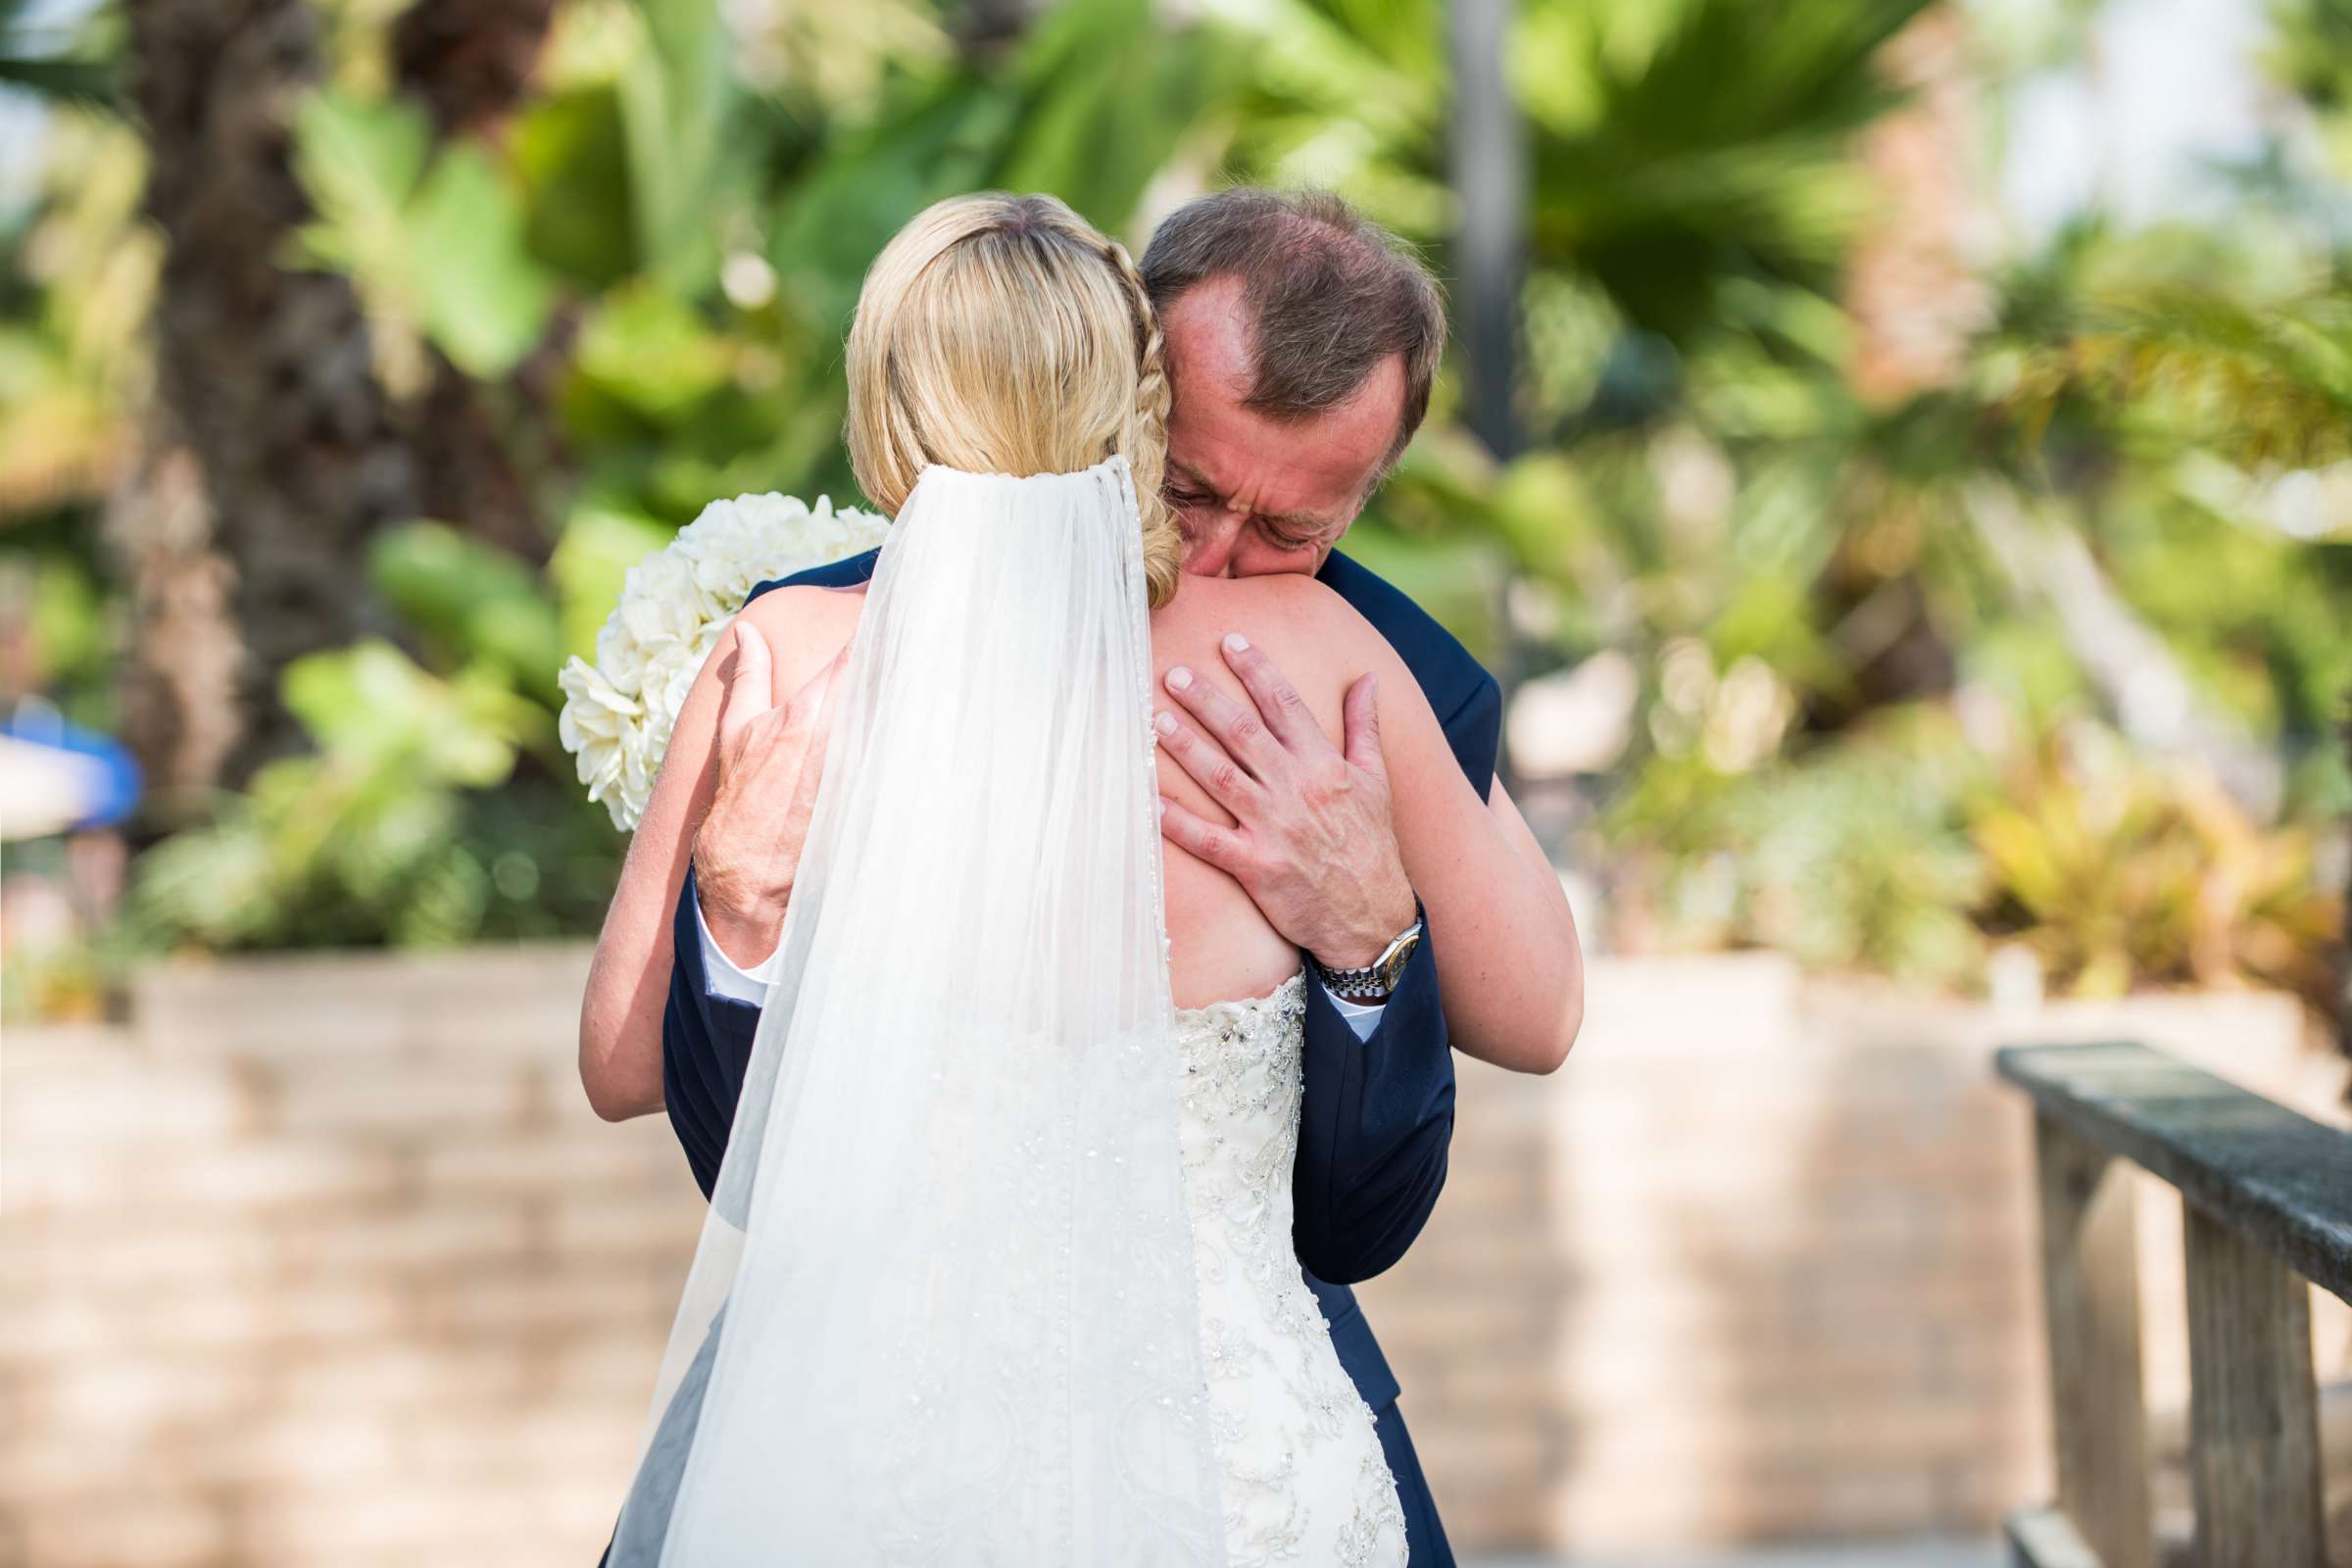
[1309,913,1424,1004]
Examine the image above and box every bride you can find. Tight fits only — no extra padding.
[603,193,1568,1565]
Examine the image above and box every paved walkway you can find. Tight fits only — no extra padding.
[1471,1535,2004,1568]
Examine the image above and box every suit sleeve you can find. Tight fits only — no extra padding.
[1289,924,1454,1285]
[1446,671,1502,808]
[1289,667,1500,1284]
[662,859,765,1200]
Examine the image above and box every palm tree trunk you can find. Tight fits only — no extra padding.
[389,0,564,569]
[125,0,416,786]
[99,409,242,808]
[390,0,557,138]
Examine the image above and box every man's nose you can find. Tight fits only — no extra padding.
[1226,528,1321,579]
[1183,514,1244,577]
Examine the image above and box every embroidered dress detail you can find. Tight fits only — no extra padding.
[1173,974,1407,1565]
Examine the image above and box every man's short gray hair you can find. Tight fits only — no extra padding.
[1138,188,1446,482]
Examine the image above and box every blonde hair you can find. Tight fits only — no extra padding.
[845,193,1182,609]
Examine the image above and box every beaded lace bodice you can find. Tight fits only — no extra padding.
[1170,972,1407,1567]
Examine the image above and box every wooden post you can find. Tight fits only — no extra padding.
[2006,1504,2106,1568]
[2032,1112,2156,1568]
[2183,1202,2324,1568]
[2002,1042,2352,1566]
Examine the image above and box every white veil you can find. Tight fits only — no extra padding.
[608,456,1227,1565]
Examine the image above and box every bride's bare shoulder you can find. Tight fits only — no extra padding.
[1152,572,1402,741]
[1168,571,1384,667]
[1169,569,1356,626]
[734,581,867,694]
[738,580,867,629]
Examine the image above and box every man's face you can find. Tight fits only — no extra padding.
[1159,275,1406,578]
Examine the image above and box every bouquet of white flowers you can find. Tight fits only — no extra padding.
[558,492,891,831]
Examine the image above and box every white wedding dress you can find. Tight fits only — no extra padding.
[607,455,1402,1566]
[1173,973,1407,1564]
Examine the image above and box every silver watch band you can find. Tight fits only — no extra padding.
[1310,917,1424,1002]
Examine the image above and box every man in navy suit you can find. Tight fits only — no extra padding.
[647,188,1575,1567]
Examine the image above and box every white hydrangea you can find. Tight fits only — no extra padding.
[558,492,891,830]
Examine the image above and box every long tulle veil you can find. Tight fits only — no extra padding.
[607,455,1228,1564]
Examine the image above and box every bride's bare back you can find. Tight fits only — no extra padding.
[722,550,1576,1070]
[1141,573,1356,1007]
[737,568,1390,1010]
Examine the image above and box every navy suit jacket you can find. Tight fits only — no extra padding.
[659,545,1499,1415]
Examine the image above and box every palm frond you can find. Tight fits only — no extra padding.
[0,0,121,112]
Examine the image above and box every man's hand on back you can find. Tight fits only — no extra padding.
[695,623,846,971]
[1152,633,1417,969]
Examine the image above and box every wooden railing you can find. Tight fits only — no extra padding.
[1999,1042,2352,1568]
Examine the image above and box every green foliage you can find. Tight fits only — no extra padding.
[549,503,675,660]
[287,89,559,382]
[764,0,1239,329]
[2077,290,2352,471]
[120,642,547,952]
[510,81,641,287]
[368,523,568,706]
[0,0,118,110]
[5,0,2344,1013]
[1525,0,1934,341]
[0,516,122,732]
[621,0,735,287]
[1594,699,2343,1003]
[572,278,740,419]
[2270,0,2352,175]
[1605,707,1989,984]
[0,103,154,518]
[1973,728,2340,1004]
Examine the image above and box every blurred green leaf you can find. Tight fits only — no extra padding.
[620,0,732,288]
[1001,0,1242,224]
[369,522,568,704]
[408,145,560,377]
[122,642,543,953]
[288,89,434,273]
[280,640,533,785]
[551,503,673,660]
[513,83,641,287]
[288,87,558,381]
[572,278,737,417]
[1528,0,1933,340]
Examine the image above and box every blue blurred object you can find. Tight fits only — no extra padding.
[0,700,142,839]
